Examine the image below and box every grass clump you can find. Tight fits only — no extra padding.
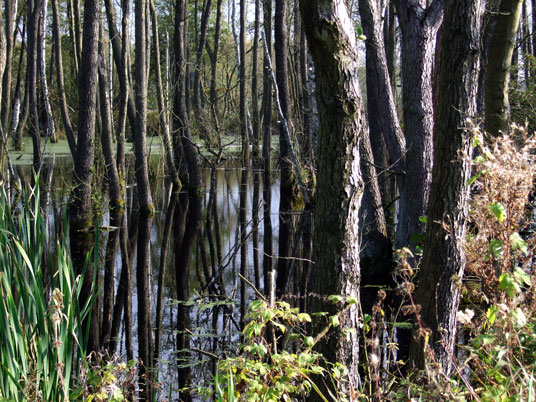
[0,181,91,401]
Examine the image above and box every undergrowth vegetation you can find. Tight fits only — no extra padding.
[207,128,536,401]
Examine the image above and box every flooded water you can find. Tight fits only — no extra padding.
[15,154,290,400]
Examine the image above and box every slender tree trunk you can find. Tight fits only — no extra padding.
[262,0,273,297]
[38,0,56,143]
[10,18,25,150]
[174,0,202,188]
[275,0,294,297]
[409,0,483,373]
[27,0,43,172]
[485,0,523,136]
[193,0,213,118]
[149,0,179,186]
[1,0,16,133]
[134,0,154,397]
[51,0,76,156]
[299,0,365,392]
[98,27,124,349]
[209,0,223,127]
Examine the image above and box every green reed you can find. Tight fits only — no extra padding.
[0,180,92,401]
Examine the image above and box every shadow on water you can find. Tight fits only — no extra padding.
[15,154,284,400]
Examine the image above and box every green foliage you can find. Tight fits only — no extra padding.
[204,299,352,402]
[0,180,92,401]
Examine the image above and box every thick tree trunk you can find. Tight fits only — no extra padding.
[69,0,100,354]
[299,0,365,393]
[209,0,223,127]
[393,0,443,251]
[484,0,523,136]
[409,0,483,373]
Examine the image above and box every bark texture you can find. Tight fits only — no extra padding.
[409,0,483,373]
[299,0,364,393]
[484,0,523,136]
[393,0,443,250]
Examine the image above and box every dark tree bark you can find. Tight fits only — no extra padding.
[98,29,124,349]
[69,0,100,354]
[484,0,523,136]
[27,0,43,171]
[174,0,202,189]
[1,0,16,133]
[262,0,273,297]
[275,0,294,298]
[209,0,223,127]
[409,0,483,373]
[192,0,213,118]
[134,0,154,397]
[393,0,443,251]
[299,0,365,392]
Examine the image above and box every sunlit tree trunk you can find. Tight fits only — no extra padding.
[299,0,365,393]
[485,0,523,136]
[1,0,16,133]
[409,0,483,373]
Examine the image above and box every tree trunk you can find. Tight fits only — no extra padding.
[134,0,154,397]
[409,0,483,373]
[192,0,213,118]
[275,0,294,298]
[27,0,42,172]
[484,0,523,136]
[149,0,179,186]
[299,0,365,393]
[262,0,273,297]
[38,0,56,143]
[393,0,443,251]
[69,0,100,354]
[1,0,16,133]
[51,0,76,156]
[174,0,202,188]
[98,28,124,349]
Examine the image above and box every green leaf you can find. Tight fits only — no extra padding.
[297,313,311,322]
[329,315,340,327]
[510,232,528,255]
[304,336,314,347]
[489,203,506,223]
[327,295,342,304]
[410,233,426,244]
[489,239,503,258]
[418,216,428,224]
[345,296,358,305]
[393,322,413,329]
[513,267,531,287]
[486,305,498,327]
[499,273,520,298]
[474,155,485,164]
